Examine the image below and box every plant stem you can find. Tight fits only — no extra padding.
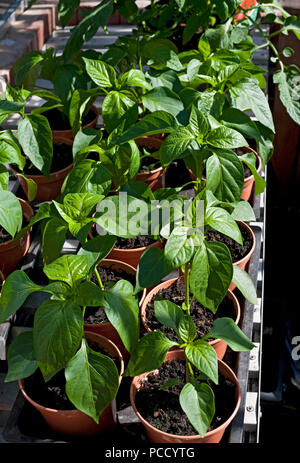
[184,262,190,314]
[94,265,104,290]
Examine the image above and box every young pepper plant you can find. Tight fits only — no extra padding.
[0,251,140,422]
[124,298,254,437]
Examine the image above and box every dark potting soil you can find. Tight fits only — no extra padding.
[24,343,119,411]
[115,236,156,249]
[43,107,95,131]
[139,155,161,173]
[165,159,192,189]
[145,280,236,342]
[135,359,236,436]
[206,223,253,262]
[22,143,73,175]
[84,266,136,325]
[0,217,27,244]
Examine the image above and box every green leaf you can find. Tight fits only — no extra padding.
[206,207,243,245]
[14,50,44,87]
[58,0,80,27]
[206,126,247,149]
[119,69,152,91]
[231,201,256,222]
[180,382,215,437]
[83,58,117,88]
[78,235,116,271]
[159,378,183,390]
[206,150,244,202]
[74,280,105,307]
[221,107,263,143]
[143,40,183,71]
[183,12,210,44]
[72,128,102,159]
[164,226,197,269]
[116,111,177,145]
[5,332,38,382]
[205,316,255,351]
[190,241,233,313]
[154,299,185,333]
[189,106,209,137]
[15,202,52,241]
[18,114,53,178]
[178,315,197,343]
[33,299,83,381]
[232,265,258,305]
[124,331,178,377]
[185,340,218,384]
[273,67,300,126]
[229,78,275,133]
[0,137,25,170]
[103,280,139,353]
[239,152,266,194]
[65,338,119,423]
[102,90,138,133]
[0,100,25,125]
[136,247,173,290]
[15,174,37,201]
[69,88,98,136]
[43,254,89,287]
[0,191,22,238]
[142,87,185,120]
[42,218,68,265]
[63,0,114,61]
[0,165,9,190]
[160,126,193,166]
[62,160,111,197]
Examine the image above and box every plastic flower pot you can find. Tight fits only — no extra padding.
[140,276,241,360]
[19,331,124,436]
[135,136,167,191]
[229,221,256,291]
[0,198,33,278]
[130,351,241,443]
[84,259,146,362]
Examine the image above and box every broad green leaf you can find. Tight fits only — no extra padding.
[18,114,53,177]
[143,40,183,71]
[116,111,177,145]
[231,201,256,222]
[148,70,182,93]
[62,160,111,196]
[273,67,300,126]
[15,173,37,201]
[78,235,116,271]
[42,218,68,265]
[185,340,218,384]
[63,0,114,61]
[0,138,25,170]
[206,126,247,149]
[160,126,193,166]
[221,107,263,143]
[190,241,233,312]
[74,280,105,307]
[15,202,52,241]
[189,106,209,137]
[103,280,139,353]
[136,247,173,290]
[232,265,258,305]
[33,299,83,381]
[239,152,266,194]
[0,100,25,124]
[72,128,102,159]
[65,338,119,423]
[142,87,185,119]
[119,69,152,91]
[183,12,210,44]
[102,90,138,133]
[204,316,255,351]
[58,0,80,27]
[53,192,103,224]
[154,299,185,333]
[83,58,117,88]
[164,226,197,268]
[69,88,99,136]
[14,51,44,87]
[206,207,243,245]
[180,382,215,437]
[124,331,178,377]
[5,332,38,382]
[44,254,89,287]
[0,191,22,238]
[0,165,9,190]
[178,315,197,343]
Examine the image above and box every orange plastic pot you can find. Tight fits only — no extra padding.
[10,137,74,202]
[84,259,146,362]
[19,331,124,436]
[140,276,240,360]
[130,352,241,443]
[135,137,167,191]
[240,147,262,201]
[107,239,165,269]
[229,221,256,291]
[0,198,33,278]
[51,105,98,143]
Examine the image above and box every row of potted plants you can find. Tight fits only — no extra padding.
[0,0,297,443]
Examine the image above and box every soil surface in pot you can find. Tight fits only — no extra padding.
[114,236,157,249]
[24,343,119,410]
[165,159,192,189]
[84,266,136,325]
[139,155,161,173]
[21,143,73,175]
[43,107,95,131]
[135,359,236,436]
[145,280,236,342]
[0,217,27,245]
[206,223,253,262]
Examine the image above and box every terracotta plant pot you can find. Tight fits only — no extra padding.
[187,146,262,202]
[10,137,74,202]
[51,105,99,143]
[130,351,241,443]
[19,331,124,436]
[140,276,240,360]
[229,221,256,291]
[240,146,262,201]
[0,198,33,278]
[84,259,146,362]
[135,137,167,191]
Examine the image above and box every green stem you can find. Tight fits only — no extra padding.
[94,265,104,290]
[184,262,190,314]
[82,306,87,319]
